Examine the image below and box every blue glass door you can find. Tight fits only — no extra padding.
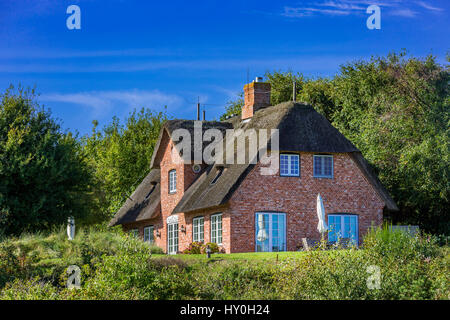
[255,213,286,252]
[328,214,358,245]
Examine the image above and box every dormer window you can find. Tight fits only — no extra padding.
[169,170,177,193]
[313,155,333,178]
[280,154,300,177]
[145,182,157,199]
[211,166,224,184]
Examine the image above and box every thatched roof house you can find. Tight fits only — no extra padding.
[109,79,397,254]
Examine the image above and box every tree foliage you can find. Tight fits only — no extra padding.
[322,53,449,235]
[220,92,243,121]
[0,86,94,236]
[82,108,167,219]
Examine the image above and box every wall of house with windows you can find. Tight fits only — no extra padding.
[228,152,385,252]
[122,130,230,254]
[121,146,384,254]
[149,130,204,253]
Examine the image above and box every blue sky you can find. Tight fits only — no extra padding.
[0,0,448,135]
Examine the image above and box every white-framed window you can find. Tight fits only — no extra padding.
[255,212,286,252]
[193,217,204,243]
[130,229,139,238]
[280,154,300,177]
[328,214,358,245]
[313,155,333,178]
[210,213,222,245]
[167,222,178,254]
[169,169,177,193]
[144,226,154,244]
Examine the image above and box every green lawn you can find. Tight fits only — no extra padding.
[151,251,309,261]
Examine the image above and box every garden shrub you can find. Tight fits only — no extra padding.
[148,244,164,254]
[191,260,279,299]
[0,226,448,300]
[181,242,221,254]
[201,242,220,254]
[182,242,203,254]
[78,237,194,299]
[0,278,60,300]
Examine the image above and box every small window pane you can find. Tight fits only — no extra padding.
[144,226,154,243]
[169,170,177,193]
[211,214,222,244]
[314,155,333,178]
[193,217,204,242]
[280,154,300,177]
[130,229,139,238]
[314,156,322,176]
[168,223,178,254]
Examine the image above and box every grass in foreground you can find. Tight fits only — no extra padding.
[152,251,309,261]
[0,226,448,300]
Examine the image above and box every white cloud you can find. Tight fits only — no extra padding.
[389,8,418,18]
[0,55,353,73]
[280,0,443,18]
[283,6,351,17]
[0,48,180,60]
[40,89,183,117]
[415,1,443,12]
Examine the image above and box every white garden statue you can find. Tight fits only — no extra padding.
[67,216,75,240]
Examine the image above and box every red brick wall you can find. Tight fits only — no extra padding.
[228,152,384,252]
[158,131,202,253]
[242,82,271,120]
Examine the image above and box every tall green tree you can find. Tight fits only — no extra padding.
[324,53,449,234]
[82,108,167,219]
[265,70,304,105]
[0,86,94,236]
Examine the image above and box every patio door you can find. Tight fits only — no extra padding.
[328,214,358,245]
[255,212,286,252]
[167,222,178,254]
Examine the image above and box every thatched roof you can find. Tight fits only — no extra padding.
[108,169,161,227]
[172,164,254,214]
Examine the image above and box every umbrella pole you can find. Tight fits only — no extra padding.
[320,232,326,250]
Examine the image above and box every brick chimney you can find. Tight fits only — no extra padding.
[241,77,271,120]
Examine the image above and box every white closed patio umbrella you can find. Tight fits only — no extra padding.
[316,193,328,241]
[256,214,269,242]
[67,216,75,240]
